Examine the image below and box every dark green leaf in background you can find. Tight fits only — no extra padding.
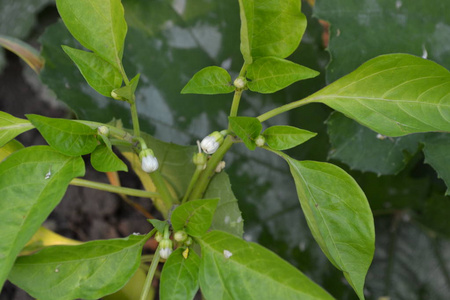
[91,144,128,173]
[286,158,374,299]
[423,133,450,195]
[263,125,317,150]
[27,114,98,156]
[0,146,85,289]
[160,248,200,300]
[171,199,219,237]
[199,230,335,300]
[181,66,235,95]
[0,111,34,147]
[247,57,319,94]
[238,0,307,62]
[327,112,423,175]
[62,46,122,97]
[8,234,148,300]
[228,116,262,150]
[55,0,127,70]
[204,172,244,237]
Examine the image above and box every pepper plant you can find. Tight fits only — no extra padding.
[0,0,449,299]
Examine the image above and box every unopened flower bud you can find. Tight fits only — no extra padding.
[155,231,163,242]
[215,161,226,173]
[185,237,193,246]
[139,149,159,173]
[97,125,110,137]
[174,230,188,242]
[255,135,265,147]
[233,77,246,89]
[159,239,173,259]
[111,89,121,100]
[193,152,207,167]
[201,131,224,154]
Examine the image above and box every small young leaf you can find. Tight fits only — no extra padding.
[285,157,375,300]
[199,230,334,300]
[306,54,450,136]
[91,144,128,172]
[27,114,98,156]
[247,57,319,94]
[238,0,307,62]
[0,139,24,161]
[171,199,219,237]
[148,219,168,233]
[62,46,122,97]
[181,66,235,95]
[0,146,85,289]
[160,248,200,300]
[55,0,127,70]
[263,125,317,150]
[111,73,140,101]
[0,111,34,147]
[228,116,262,150]
[8,235,148,300]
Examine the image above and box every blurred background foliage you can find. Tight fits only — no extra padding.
[1,0,449,299]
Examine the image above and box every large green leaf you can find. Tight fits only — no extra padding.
[8,234,148,300]
[0,111,34,147]
[228,116,262,150]
[263,125,317,150]
[285,158,374,299]
[160,248,200,300]
[0,146,85,289]
[238,0,307,63]
[171,199,219,237]
[204,172,244,237]
[198,230,335,300]
[181,66,235,95]
[247,57,319,93]
[326,112,423,175]
[27,114,98,156]
[61,46,122,97]
[423,133,450,195]
[55,0,127,69]
[306,54,450,137]
[90,144,128,173]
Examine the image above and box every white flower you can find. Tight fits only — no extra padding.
[160,247,173,259]
[201,135,220,154]
[140,149,158,173]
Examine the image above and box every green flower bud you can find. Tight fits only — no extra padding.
[233,77,247,89]
[155,231,163,242]
[255,135,266,147]
[97,125,110,137]
[174,230,188,242]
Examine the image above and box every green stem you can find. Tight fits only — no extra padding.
[257,97,314,122]
[70,178,159,199]
[228,89,243,119]
[130,100,141,138]
[149,171,176,215]
[140,246,160,300]
[181,166,203,204]
[74,120,134,143]
[188,136,234,201]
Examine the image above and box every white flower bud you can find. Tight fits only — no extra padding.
[233,77,246,89]
[174,230,188,242]
[215,161,226,173]
[160,247,173,259]
[255,135,265,147]
[201,131,224,154]
[139,149,159,173]
[97,125,110,137]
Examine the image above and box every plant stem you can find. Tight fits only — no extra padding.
[140,246,161,300]
[256,97,314,122]
[130,100,141,138]
[149,170,177,212]
[74,120,134,143]
[228,89,243,119]
[188,136,234,201]
[70,178,159,199]
[181,166,203,204]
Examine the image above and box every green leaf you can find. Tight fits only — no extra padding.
[91,144,128,172]
[247,57,319,93]
[27,114,98,156]
[171,199,219,237]
[238,0,307,63]
[0,146,85,289]
[55,0,127,69]
[307,54,450,137]
[263,125,317,150]
[181,66,235,95]
[423,133,450,195]
[111,73,140,101]
[199,230,335,300]
[0,139,24,161]
[204,172,244,237]
[327,112,423,175]
[228,116,262,150]
[8,234,148,300]
[285,158,374,299]
[160,248,200,300]
[0,111,34,147]
[61,46,122,97]
[148,219,168,234]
